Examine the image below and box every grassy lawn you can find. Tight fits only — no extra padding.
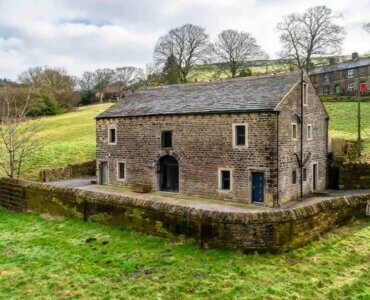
[324,102,370,157]
[16,103,111,180]
[0,208,368,299]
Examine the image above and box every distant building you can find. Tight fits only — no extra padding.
[96,72,328,207]
[309,53,370,96]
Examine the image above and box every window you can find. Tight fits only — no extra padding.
[117,162,126,180]
[161,131,172,148]
[232,124,248,148]
[334,85,341,94]
[348,69,354,78]
[323,86,330,95]
[347,83,354,92]
[323,73,331,82]
[292,123,298,140]
[307,124,312,140]
[292,170,297,184]
[303,83,308,105]
[108,127,116,144]
[219,169,231,191]
[303,168,307,182]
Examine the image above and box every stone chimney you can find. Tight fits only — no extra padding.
[352,52,359,60]
[329,57,336,65]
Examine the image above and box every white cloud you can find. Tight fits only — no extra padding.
[0,0,369,80]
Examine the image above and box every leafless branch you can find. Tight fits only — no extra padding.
[277,6,345,71]
[214,29,266,78]
[0,89,46,178]
[154,24,213,83]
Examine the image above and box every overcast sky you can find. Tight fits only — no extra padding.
[0,0,369,80]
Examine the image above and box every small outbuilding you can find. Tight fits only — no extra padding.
[96,72,328,207]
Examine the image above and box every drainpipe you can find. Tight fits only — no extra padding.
[276,111,280,207]
[300,70,304,199]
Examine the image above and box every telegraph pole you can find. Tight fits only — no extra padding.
[357,70,361,157]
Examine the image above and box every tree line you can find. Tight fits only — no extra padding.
[1,5,369,117]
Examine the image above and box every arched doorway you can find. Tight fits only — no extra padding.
[159,155,179,192]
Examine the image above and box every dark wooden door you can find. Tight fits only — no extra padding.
[159,156,179,192]
[313,164,318,191]
[252,172,264,203]
[99,162,108,185]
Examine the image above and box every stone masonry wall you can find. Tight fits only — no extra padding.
[96,113,279,207]
[338,162,370,190]
[39,160,96,182]
[277,75,328,204]
[0,178,368,253]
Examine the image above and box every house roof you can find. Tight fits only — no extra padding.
[309,57,370,75]
[96,72,301,119]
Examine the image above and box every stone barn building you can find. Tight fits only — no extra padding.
[96,72,328,207]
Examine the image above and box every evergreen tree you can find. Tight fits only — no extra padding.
[162,54,181,84]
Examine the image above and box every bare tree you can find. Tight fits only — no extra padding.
[18,66,79,109]
[93,68,115,103]
[154,24,213,83]
[79,71,96,91]
[364,23,370,33]
[140,63,163,87]
[214,29,265,78]
[0,90,44,178]
[115,67,143,99]
[277,6,345,71]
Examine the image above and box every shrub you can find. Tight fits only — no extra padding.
[238,68,252,77]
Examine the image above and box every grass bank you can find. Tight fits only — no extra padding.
[19,103,111,179]
[0,208,368,299]
[325,102,370,156]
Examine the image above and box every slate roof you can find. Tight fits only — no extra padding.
[309,57,370,75]
[97,72,301,119]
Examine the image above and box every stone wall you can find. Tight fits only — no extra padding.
[97,113,279,207]
[276,75,328,203]
[0,177,367,253]
[337,162,370,190]
[39,160,96,182]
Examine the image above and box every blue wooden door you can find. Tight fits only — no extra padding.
[252,172,264,203]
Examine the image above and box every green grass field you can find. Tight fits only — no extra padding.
[18,103,112,179]
[0,208,368,299]
[325,102,370,156]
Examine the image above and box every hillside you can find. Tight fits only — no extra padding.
[20,103,112,179]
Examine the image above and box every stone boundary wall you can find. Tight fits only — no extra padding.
[38,160,96,182]
[329,161,370,190]
[0,177,368,252]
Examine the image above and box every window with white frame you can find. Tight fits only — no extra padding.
[117,162,126,180]
[303,83,308,105]
[307,124,313,140]
[348,69,354,78]
[108,127,117,144]
[292,123,298,140]
[323,73,331,82]
[347,83,354,92]
[232,124,248,148]
[219,169,231,191]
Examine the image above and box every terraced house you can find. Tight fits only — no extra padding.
[309,53,370,96]
[96,72,328,207]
